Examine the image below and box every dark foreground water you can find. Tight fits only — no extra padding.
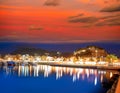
[0,65,118,93]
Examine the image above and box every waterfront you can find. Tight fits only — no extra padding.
[0,0,120,92]
[0,64,119,93]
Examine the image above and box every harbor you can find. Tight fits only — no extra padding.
[0,62,120,93]
[0,0,120,93]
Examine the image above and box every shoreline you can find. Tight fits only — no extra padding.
[38,62,120,71]
[1,61,120,71]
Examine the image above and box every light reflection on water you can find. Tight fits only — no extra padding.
[1,65,118,85]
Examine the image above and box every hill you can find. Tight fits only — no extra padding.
[74,46,108,57]
[11,47,58,56]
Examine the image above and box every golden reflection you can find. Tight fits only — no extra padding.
[100,74,103,82]
[110,72,113,78]
[2,65,119,83]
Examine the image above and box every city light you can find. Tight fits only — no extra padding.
[0,53,120,67]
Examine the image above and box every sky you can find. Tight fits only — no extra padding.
[0,0,120,43]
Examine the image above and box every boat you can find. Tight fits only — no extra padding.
[7,61,16,66]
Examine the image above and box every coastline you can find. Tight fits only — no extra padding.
[1,61,120,71]
[38,62,120,71]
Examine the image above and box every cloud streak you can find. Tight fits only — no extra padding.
[68,14,84,19]
[100,4,120,12]
[44,0,60,6]
[68,14,120,27]
[29,25,43,31]
[68,16,99,23]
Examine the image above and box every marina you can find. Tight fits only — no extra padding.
[0,64,119,93]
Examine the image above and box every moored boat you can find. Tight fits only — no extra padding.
[7,61,16,66]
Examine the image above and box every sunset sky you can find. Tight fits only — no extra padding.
[0,0,120,43]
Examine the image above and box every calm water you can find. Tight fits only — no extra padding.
[0,65,118,93]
